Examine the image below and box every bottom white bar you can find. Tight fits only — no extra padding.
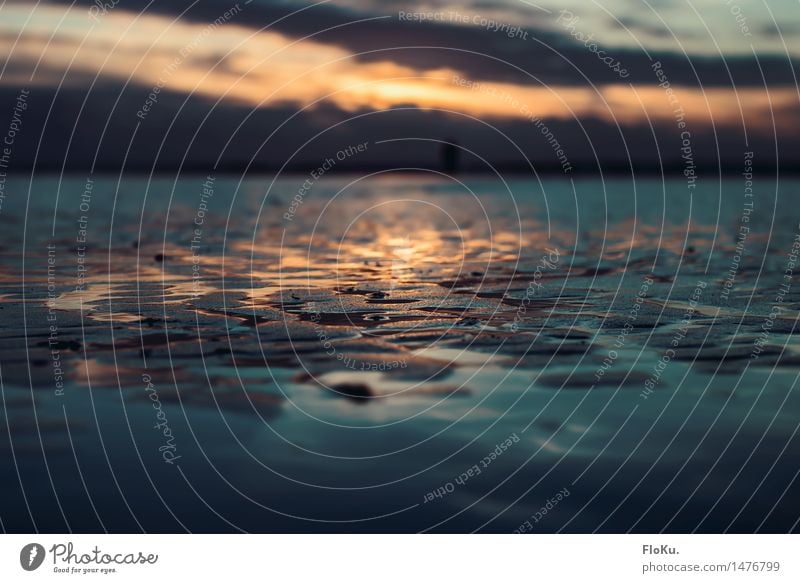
[1,535,795,582]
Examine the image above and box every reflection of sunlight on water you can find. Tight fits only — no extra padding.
[414,346,502,366]
[389,235,413,291]
[274,211,472,290]
[3,176,800,532]
[47,287,109,311]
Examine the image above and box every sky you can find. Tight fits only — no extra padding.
[0,0,797,171]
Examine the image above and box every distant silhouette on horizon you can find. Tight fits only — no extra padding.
[440,139,460,174]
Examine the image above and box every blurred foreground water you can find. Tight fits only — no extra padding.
[0,173,798,532]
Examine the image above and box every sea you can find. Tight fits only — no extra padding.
[0,173,798,532]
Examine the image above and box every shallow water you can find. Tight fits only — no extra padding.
[1,173,799,532]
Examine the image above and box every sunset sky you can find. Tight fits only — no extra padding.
[0,0,797,170]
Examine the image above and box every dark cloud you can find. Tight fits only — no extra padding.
[43,0,800,87]
[0,80,794,173]
[616,15,689,39]
[759,22,800,38]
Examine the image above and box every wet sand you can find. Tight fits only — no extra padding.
[0,174,799,532]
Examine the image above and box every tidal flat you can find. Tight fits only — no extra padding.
[0,174,798,533]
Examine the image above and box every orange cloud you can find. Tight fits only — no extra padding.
[0,3,794,130]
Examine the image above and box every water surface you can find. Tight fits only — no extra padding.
[1,174,798,533]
